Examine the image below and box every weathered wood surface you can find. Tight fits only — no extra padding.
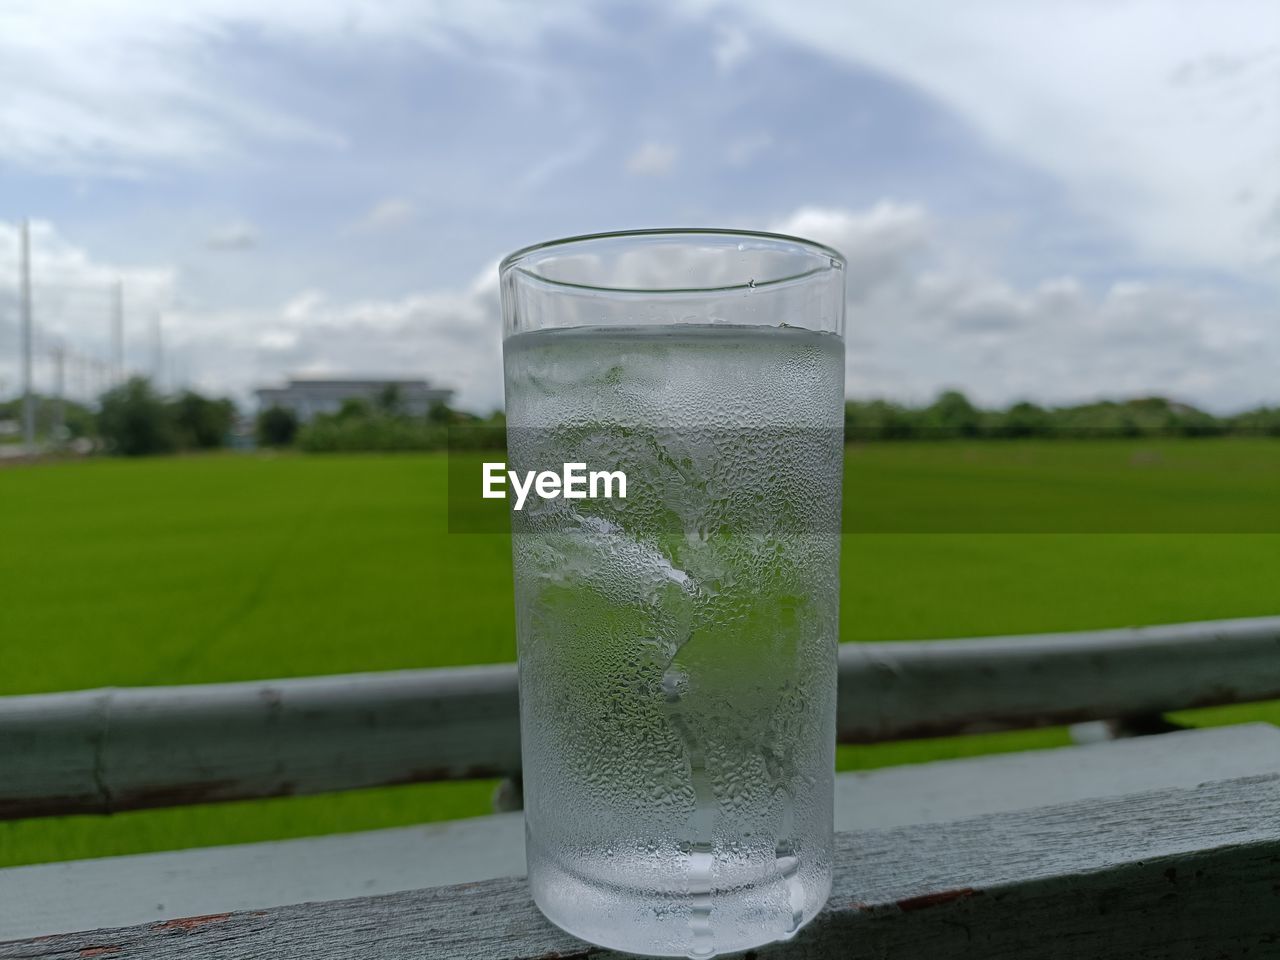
[834,721,1280,828]
[4,614,1278,819]
[4,773,1276,959]
[2,724,1276,943]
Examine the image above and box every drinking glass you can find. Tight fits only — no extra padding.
[500,229,845,957]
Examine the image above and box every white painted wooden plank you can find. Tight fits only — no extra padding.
[3,773,1277,958]
[834,721,1280,829]
[3,724,1276,942]
[0,814,528,944]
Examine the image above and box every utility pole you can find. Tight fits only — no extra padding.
[52,341,66,441]
[152,311,164,390]
[19,219,34,449]
[111,279,124,386]
[70,352,84,403]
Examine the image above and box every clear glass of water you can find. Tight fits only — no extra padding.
[499,230,845,958]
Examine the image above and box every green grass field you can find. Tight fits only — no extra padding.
[4,442,1280,867]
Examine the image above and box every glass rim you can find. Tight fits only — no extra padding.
[498,227,846,295]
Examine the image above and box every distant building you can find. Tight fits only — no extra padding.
[254,377,453,422]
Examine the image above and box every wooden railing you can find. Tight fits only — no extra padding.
[6,773,1278,959]
[3,615,1278,820]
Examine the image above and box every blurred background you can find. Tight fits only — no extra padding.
[2,0,1278,866]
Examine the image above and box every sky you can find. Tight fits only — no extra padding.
[0,0,1276,413]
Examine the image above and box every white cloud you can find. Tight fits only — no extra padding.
[257,328,299,352]
[0,0,595,174]
[282,290,325,322]
[844,271,1272,410]
[625,141,678,177]
[711,200,1261,410]
[0,3,349,173]
[209,201,1266,416]
[354,198,415,232]
[0,216,498,412]
[719,0,1280,283]
[803,204,1275,411]
[206,221,258,250]
[3,204,1273,416]
[6,0,1274,295]
[773,203,932,298]
[168,265,504,411]
[712,24,753,73]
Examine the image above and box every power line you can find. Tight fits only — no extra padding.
[22,276,120,286]
[2,222,173,416]
[27,286,117,299]
[0,271,139,291]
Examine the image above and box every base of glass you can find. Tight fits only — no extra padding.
[529,851,831,959]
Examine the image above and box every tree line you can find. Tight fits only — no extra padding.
[845,391,1280,441]
[275,384,506,452]
[0,377,503,455]
[96,378,238,455]
[0,379,235,455]
[7,379,1279,457]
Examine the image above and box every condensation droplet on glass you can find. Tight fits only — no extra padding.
[503,239,843,955]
